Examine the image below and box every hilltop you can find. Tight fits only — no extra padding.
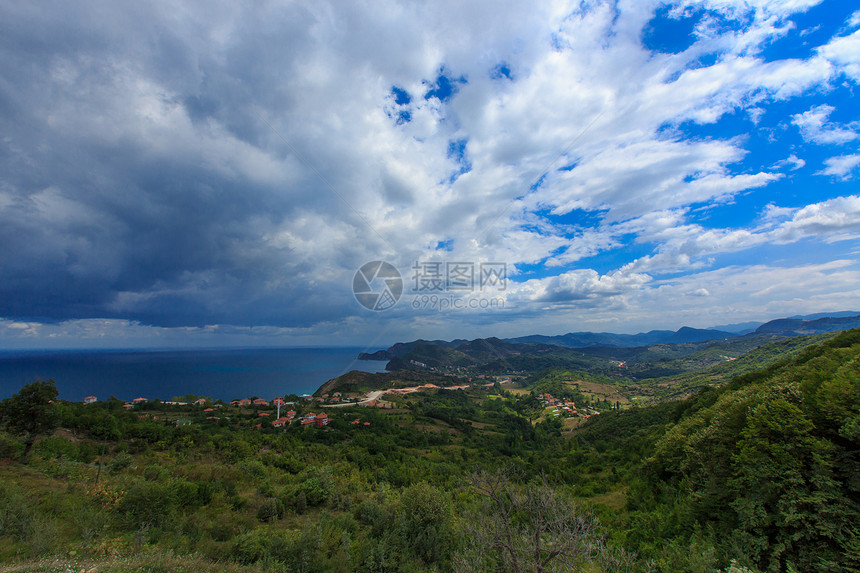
[361,313,860,359]
[343,313,860,406]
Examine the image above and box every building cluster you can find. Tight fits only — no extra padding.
[82,392,351,430]
[229,397,281,407]
[265,410,328,428]
[316,392,359,404]
[122,397,150,410]
[540,393,581,417]
[540,392,600,419]
[82,396,150,409]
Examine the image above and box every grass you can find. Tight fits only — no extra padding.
[0,551,274,573]
[587,488,627,511]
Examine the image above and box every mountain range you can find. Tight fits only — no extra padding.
[358,312,860,363]
[505,312,860,348]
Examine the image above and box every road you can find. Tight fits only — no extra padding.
[321,390,384,408]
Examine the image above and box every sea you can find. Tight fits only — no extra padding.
[0,347,389,402]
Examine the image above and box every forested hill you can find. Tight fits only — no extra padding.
[578,327,860,572]
[356,314,860,357]
[346,329,843,402]
[359,314,860,375]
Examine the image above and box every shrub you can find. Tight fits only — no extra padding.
[238,459,267,478]
[256,497,285,522]
[108,451,133,473]
[299,477,332,507]
[0,482,32,540]
[34,436,77,460]
[120,479,177,529]
[231,528,294,564]
[0,431,24,461]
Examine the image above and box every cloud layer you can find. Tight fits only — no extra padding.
[1,0,859,347]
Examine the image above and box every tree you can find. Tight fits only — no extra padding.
[398,481,452,565]
[455,469,602,573]
[729,391,847,572]
[0,380,59,457]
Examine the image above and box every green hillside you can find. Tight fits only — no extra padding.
[0,329,857,572]
[625,332,839,400]
[581,327,860,572]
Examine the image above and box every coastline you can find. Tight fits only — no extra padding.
[0,347,389,402]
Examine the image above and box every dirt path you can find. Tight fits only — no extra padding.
[322,390,384,408]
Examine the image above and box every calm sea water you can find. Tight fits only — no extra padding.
[0,347,389,402]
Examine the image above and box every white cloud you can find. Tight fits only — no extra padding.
[820,28,860,80]
[609,194,860,274]
[760,202,798,226]
[772,194,860,240]
[544,229,620,267]
[792,104,859,144]
[508,268,652,304]
[771,154,805,170]
[629,260,860,329]
[817,154,860,179]
[535,138,780,222]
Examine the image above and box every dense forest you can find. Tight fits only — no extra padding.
[0,329,858,572]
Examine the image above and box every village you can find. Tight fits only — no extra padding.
[77,375,526,431]
[538,392,599,420]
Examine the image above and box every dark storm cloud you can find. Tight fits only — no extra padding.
[0,1,368,328]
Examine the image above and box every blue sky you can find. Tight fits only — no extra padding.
[0,0,859,349]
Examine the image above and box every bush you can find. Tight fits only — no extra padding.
[34,436,77,460]
[120,479,177,529]
[238,459,267,478]
[397,482,451,565]
[256,497,285,522]
[0,431,24,461]
[231,528,295,564]
[299,476,332,507]
[0,482,32,540]
[109,451,133,473]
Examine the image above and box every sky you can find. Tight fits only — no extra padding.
[1,0,859,350]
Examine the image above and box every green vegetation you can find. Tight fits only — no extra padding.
[378,331,839,404]
[0,379,59,457]
[585,328,860,572]
[0,330,857,572]
[634,332,839,400]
